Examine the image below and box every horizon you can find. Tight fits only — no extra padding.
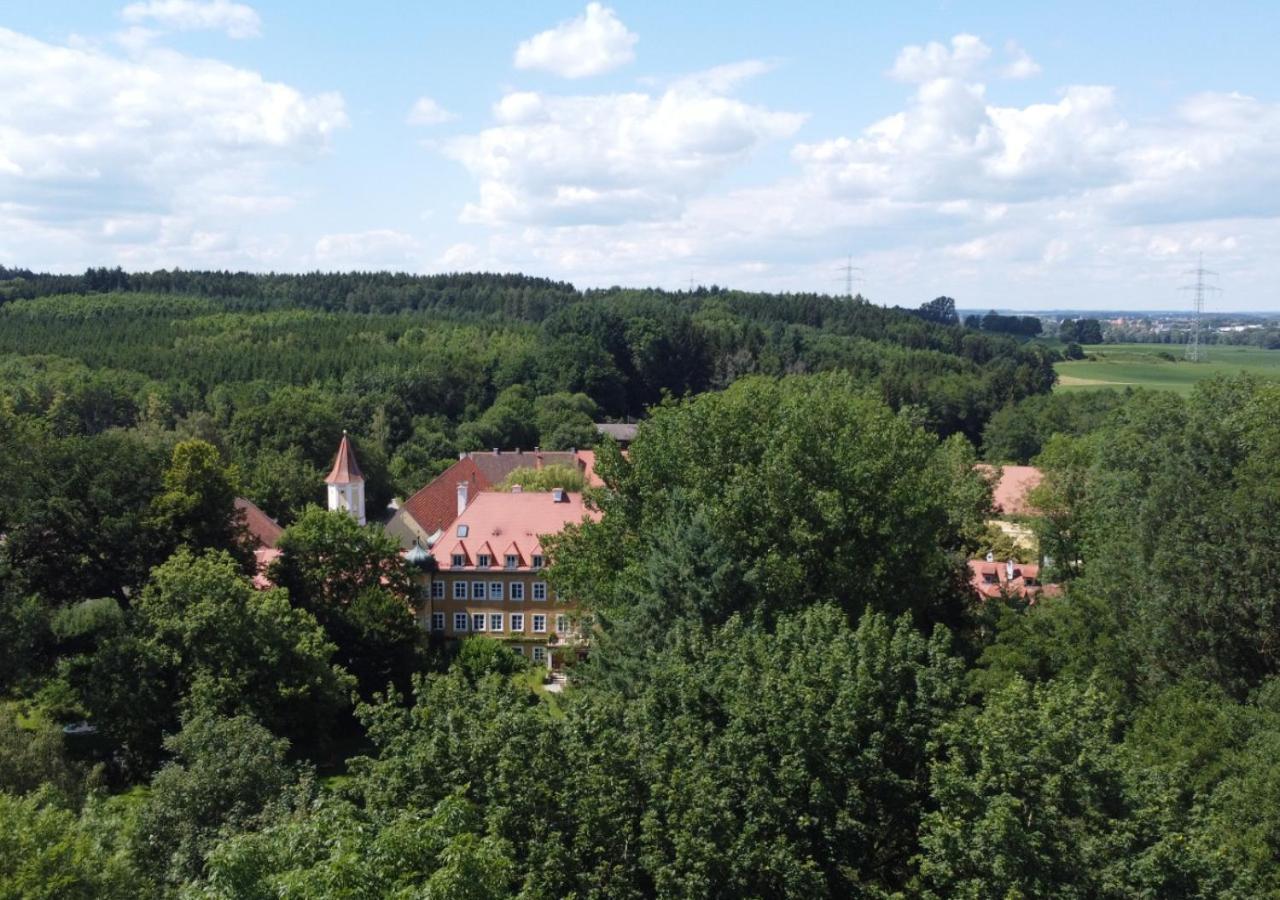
[3,2,1279,310]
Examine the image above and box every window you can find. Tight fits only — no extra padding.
[531,554,544,569]
[431,580,444,599]
[477,553,491,568]
[532,614,546,633]
[451,554,466,568]
[431,612,444,631]
[504,554,518,569]
[510,613,524,632]
[472,582,486,601]
[512,646,523,655]
[532,646,546,663]
[472,613,486,632]
[556,614,568,633]
[453,612,468,631]
[453,581,468,600]
[510,582,525,601]
[457,524,469,538]
[489,581,503,601]
[532,581,547,601]
[489,613,503,632]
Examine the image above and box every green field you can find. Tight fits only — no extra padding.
[1055,343,1280,393]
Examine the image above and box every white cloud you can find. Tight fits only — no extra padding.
[120,0,261,39]
[441,33,1280,309]
[514,3,637,78]
[1002,41,1041,80]
[406,96,455,126]
[889,34,990,83]
[313,230,421,270]
[0,27,344,265]
[445,62,803,227]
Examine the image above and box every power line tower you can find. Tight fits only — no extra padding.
[1181,254,1221,362]
[835,254,864,300]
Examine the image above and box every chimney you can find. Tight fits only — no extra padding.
[493,447,500,455]
[552,488,565,503]
[1006,559,1016,581]
[456,480,469,517]
[458,451,466,460]
[511,484,523,493]
[985,551,994,563]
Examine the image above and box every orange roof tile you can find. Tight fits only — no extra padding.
[325,432,365,484]
[967,558,1061,603]
[399,450,603,536]
[438,491,597,571]
[235,497,283,549]
[975,464,1044,517]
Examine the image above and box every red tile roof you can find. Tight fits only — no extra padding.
[976,464,1043,517]
[235,497,283,549]
[967,559,1061,602]
[436,490,598,572]
[325,432,364,484]
[399,450,602,536]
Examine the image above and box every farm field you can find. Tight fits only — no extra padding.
[1055,343,1280,393]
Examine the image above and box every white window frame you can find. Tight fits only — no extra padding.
[532,646,546,663]
[431,580,444,599]
[532,581,547,601]
[531,554,544,569]
[556,614,568,633]
[532,614,546,634]
[453,581,468,600]
[512,646,523,655]
[510,613,524,632]
[431,612,445,631]
[477,553,491,568]
[489,613,503,632]
[451,554,466,568]
[504,554,518,569]
[472,613,486,632]
[453,612,468,632]
[489,581,503,601]
[510,582,525,601]
[472,581,486,601]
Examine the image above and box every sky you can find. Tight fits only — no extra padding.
[2,1,1278,310]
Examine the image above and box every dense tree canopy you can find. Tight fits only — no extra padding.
[5,267,1280,897]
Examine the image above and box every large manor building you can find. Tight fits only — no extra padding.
[318,435,597,667]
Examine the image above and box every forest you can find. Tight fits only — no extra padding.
[3,268,1278,897]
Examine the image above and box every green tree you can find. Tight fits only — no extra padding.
[132,713,304,888]
[270,508,422,697]
[551,374,986,664]
[0,791,149,900]
[149,439,252,568]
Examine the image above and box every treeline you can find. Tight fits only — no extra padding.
[0,272,1057,524]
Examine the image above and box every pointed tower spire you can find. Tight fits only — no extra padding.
[325,430,366,525]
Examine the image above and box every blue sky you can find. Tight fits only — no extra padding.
[2,1,1278,310]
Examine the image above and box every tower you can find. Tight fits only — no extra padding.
[325,431,366,525]
[1182,254,1220,363]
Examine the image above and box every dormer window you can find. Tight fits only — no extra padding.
[531,554,544,569]
[451,554,466,568]
[477,553,491,568]
[504,554,518,569]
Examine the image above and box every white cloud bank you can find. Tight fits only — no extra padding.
[445,62,804,226]
[120,0,262,39]
[514,3,637,78]
[444,34,1280,306]
[0,26,344,268]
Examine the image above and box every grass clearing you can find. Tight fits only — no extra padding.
[1055,343,1280,394]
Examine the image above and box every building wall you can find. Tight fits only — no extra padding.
[420,569,581,666]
